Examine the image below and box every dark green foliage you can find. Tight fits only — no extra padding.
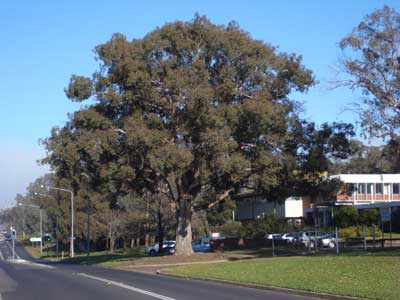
[333,206,359,227]
[334,206,379,228]
[359,209,379,226]
[240,215,289,238]
[65,75,93,102]
[212,221,244,238]
[38,15,357,254]
[42,15,320,255]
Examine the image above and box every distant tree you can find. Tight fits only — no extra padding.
[338,6,400,138]
[332,140,392,174]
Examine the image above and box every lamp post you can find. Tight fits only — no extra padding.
[18,203,42,254]
[41,185,75,258]
[80,172,91,257]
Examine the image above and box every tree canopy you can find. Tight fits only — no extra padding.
[41,15,356,255]
[339,5,400,139]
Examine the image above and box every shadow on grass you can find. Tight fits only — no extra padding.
[59,248,177,266]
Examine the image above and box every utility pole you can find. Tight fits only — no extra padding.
[81,173,91,257]
[41,185,74,257]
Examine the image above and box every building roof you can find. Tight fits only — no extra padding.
[331,174,400,183]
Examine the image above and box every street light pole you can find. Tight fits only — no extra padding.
[80,172,91,257]
[41,185,75,258]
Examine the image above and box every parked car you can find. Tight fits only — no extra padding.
[292,231,324,248]
[192,237,211,253]
[318,234,339,248]
[144,240,176,255]
[266,233,282,240]
[281,232,296,243]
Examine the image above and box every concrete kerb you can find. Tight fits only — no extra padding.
[158,272,367,300]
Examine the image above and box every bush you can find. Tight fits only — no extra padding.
[339,226,358,239]
[213,221,244,238]
[339,225,382,239]
[334,206,359,227]
[359,209,379,225]
[240,215,292,238]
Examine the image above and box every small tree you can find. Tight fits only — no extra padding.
[333,206,359,227]
[359,209,379,226]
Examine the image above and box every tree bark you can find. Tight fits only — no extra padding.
[157,211,165,253]
[175,198,194,256]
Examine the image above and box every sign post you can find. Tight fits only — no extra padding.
[380,206,392,247]
[10,227,16,260]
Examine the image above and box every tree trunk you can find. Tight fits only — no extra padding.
[144,198,151,247]
[175,198,194,256]
[157,211,165,253]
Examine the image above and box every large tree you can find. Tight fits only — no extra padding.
[339,6,400,139]
[46,16,316,255]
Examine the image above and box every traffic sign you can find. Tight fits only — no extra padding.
[30,237,42,242]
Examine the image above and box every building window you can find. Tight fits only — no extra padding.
[384,183,391,195]
[375,183,383,194]
[346,183,355,195]
[393,183,400,194]
[367,183,373,195]
[358,183,365,194]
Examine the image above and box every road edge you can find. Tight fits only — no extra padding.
[159,272,367,300]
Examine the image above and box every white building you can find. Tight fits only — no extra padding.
[234,174,400,225]
[331,174,400,208]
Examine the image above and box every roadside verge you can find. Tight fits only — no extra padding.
[159,272,366,300]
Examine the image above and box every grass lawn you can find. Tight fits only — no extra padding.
[24,245,150,266]
[24,243,225,268]
[164,250,400,300]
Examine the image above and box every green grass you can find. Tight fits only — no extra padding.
[60,248,148,267]
[164,250,400,300]
[23,242,149,266]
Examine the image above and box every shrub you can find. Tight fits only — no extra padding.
[339,226,358,239]
[334,206,359,227]
[338,225,382,239]
[213,221,244,238]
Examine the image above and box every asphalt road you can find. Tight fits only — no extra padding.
[0,238,314,300]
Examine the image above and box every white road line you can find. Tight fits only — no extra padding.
[0,247,4,261]
[77,273,177,300]
[5,241,20,260]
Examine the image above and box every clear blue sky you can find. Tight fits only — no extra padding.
[1,1,398,208]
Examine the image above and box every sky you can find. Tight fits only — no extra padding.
[0,0,399,209]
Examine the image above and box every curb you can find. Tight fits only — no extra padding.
[159,272,366,300]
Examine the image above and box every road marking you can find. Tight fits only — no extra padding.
[0,247,4,261]
[5,259,54,269]
[5,241,20,260]
[77,273,177,300]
